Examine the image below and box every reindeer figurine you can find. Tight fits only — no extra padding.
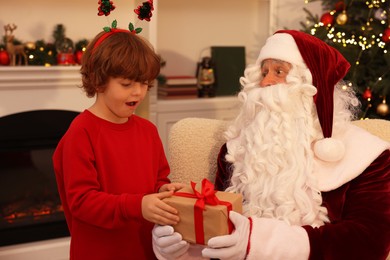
[4,24,28,66]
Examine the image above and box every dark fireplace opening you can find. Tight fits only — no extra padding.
[0,110,79,246]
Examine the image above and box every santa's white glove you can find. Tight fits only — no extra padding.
[202,211,250,260]
[152,225,190,260]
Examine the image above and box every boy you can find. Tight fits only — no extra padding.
[53,28,183,260]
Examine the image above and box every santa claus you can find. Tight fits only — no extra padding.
[152,30,390,260]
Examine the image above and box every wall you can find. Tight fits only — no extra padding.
[0,0,150,45]
[157,0,270,76]
[270,0,322,32]
[156,0,322,76]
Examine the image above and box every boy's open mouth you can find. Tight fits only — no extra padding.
[126,101,137,106]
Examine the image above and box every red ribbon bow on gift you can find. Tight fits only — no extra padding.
[175,178,233,245]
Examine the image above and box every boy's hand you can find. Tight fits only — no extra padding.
[159,182,186,192]
[142,191,179,225]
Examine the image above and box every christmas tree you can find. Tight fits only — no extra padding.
[301,0,390,119]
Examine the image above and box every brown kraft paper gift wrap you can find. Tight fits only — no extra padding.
[163,178,243,245]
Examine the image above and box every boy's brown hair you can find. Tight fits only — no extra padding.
[80,31,161,97]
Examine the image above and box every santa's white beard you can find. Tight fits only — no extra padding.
[225,83,329,226]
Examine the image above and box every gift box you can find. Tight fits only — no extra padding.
[163,178,242,245]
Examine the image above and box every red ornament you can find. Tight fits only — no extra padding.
[0,49,10,65]
[334,1,345,12]
[75,50,84,64]
[320,12,334,26]
[57,53,75,65]
[382,27,390,43]
[362,88,372,100]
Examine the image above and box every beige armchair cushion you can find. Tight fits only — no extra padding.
[167,118,229,184]
[167,117,390,184]
[350,119,390,142]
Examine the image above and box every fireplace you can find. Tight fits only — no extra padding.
[0,66,93,259]
[0,109,80,246]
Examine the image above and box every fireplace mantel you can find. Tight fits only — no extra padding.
[0,66,82,89]
[0,66,94,117]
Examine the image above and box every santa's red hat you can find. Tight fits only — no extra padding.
[257,30,351,162]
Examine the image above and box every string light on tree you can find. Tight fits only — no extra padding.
[301,0,390,119]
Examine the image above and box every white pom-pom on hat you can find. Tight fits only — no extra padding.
[313,138,345,162]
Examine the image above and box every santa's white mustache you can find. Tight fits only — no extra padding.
[244,83,317,113]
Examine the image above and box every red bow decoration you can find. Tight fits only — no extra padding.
[97,0,116,16]
[134,0,154,22]
[175,178,233,244]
